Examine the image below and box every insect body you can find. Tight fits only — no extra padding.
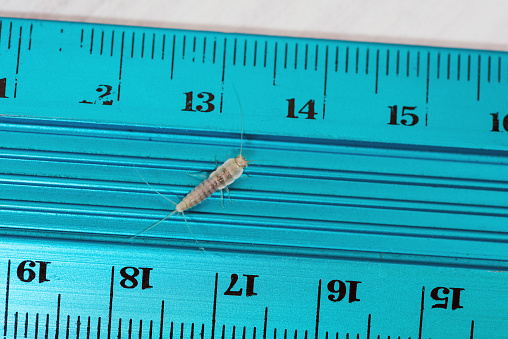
[176,155,248,213]
[133,88,248,247]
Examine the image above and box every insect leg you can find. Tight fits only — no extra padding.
[220,189,225,209]
[181,211,206,252]
[224,187,234,203]
[185,170,208,180]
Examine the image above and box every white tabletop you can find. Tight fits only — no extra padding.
[1,0,507,51]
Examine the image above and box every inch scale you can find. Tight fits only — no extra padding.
[0,18,507,339]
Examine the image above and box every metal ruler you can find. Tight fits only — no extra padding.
[0,18,507,339]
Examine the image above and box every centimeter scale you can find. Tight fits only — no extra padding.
[0,18,507,339]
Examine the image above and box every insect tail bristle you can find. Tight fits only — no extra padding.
[130,210,178,240]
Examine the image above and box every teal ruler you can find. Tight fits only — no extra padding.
[0,18,507,339]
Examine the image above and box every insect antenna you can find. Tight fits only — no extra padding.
[232,85,244,156]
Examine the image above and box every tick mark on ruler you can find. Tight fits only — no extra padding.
[28,23,32,50]
[315,45,319,71]
[110,31,114,57]
[171,35,176,79]
[141,33,145,58]
[117,32,125,101]
[203,37,206,63]
[304,44,308,70]
[162,34,166,60]
[386,49,389,75]
[243,40,247,66]
[375,49,379,94]
[100,30,104,55]
[8,22,12,49]
[334,46,338,72]
[273,42,278,85]
[152,33,156,60]
[90,28,94,54]
[253,40,257,67]
[477,55,481,101]
[322,45,328,119]
[396,50,400,75]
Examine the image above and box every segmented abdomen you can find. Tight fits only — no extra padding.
[176,161,241,212]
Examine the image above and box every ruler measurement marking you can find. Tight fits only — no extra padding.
[55,295,61,339]
[365,48,369,74]
[76,316,80,339]
[334,46,338,72]
[14,27,22,99]
[13,312,17,339]
[80,29,83,48]
[418,286,424,339]
[467,54,471,81]
[220,39,227,113]
[386,49,389,75]
[406,51,410,77]
[447,53,450,80]
[375,49,379,94]
[179,323,183,339]
[417,51,420,77]
[23,313,27,339]
[470,320,474,339]
[284,43,288,69]
[8,22,12,49]
[263,308,268,339]
[437,52,440,79]
[100,30,104,55]
[4,260,11,339]
[128,320,132,339]
[211,273,218,339]
[426,52,430,104]
[233,38,237,65]
[131,33,135,58]
[263,41,267,67]
[477,55,481,101]
[304,44,308,70]
[182,35,186,59]
[110,31,114,57]
[28,24,32,50]
[315,45,319,71]
[108,267,114,339]
[487,56,491,82]
[200,324,204,339]
[345,47,349,73]
[295,43,298,69]
[355,47,359,73]
[139,320,143,339]
[244,40,248,66]
[497,56,501,83]
[152,33,155,60]
[159,301,164,339]
[314,280,321,339]
[149,321,153,339]
[253,40,257,67]
[117,32,125,101]
[273,42,278,85]
[141,33,145,59]
[190,324,194,339]
[203,37,207,63]
[65,316,70,339]
[457,54,461,80]
[162,34,166,60]
[366,314,371,339]
[213,39,217,64]
[396,49,400,75]
[34,315,38,339]
[171,35,176,78]
[86,318,90,339]
[117,319,122,339]
[90,28,94,54]
[322,45,328,119]
[97,318,102,339]
[44,315,49,339]
[192,36,196,62]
